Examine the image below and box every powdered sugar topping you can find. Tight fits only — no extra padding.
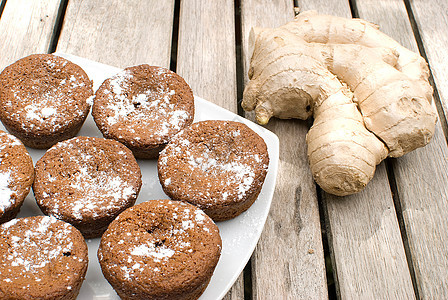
[0,131,23,149]
[0,171,13,213]
[23,96,60,126]
[0,216,84,284]
[99,67,191,142]
[67,164,136,220]
[160,124,268,202]
[37,137,139,220]
[101,201,219,281]
[131,243,175,261]
[4,56,91,132]
[0,132,25,214]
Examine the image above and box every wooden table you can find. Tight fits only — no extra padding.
[1,0,447,299]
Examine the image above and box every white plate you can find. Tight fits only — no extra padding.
[7,53,279,300]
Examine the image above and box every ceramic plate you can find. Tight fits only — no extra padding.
[6,53,279,300]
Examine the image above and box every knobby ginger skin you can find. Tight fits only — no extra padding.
[283,11,433,102]
[242,11,437,196]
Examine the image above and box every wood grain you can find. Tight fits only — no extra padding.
[296,1,415,299]
[296,0,351,15]
[222,277,245,300]
[241,1,328,299]
[175,1,242,299]
[0,0,61,69]
[176,0,237,111]
[325,166,416,299]
[57,0,175,68]
[409,0,448,127]
[356,0,448,298]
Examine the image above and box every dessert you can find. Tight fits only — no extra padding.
[98,199,222,300]
[33,136,142,238]
[0,216,88,299]
[0,130,34,223]
[92,65,194,159]
[158,120,269,221]
[0,54,93,148]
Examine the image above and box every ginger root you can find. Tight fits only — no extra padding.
[242,11,437,196]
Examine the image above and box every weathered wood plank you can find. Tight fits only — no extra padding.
[393,129,448,299]
[175,1,242,299]
[57,0,175,68]
[222,278,245,300]
[0,0,61,69]
[176,0,237,111]
[295,0,350,15]
[325,168,416,299]
[409,0,448,125]
[241,1,328,299]
[297,1,415,299]
[356,0,448,298]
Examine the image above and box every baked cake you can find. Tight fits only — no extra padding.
[0,130,34,223]
[158,120,269,221]
[33,136,142,238]
[92,65,194,159]
[0,216,88,299]
[98,199,222,300]
[0,54,93,148]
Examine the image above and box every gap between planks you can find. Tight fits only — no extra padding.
[233,0,254,297]
[48,0,68,53]
[403,0,448,143]
[0,0,6,19]
[169,0,181,72]
[385,158,420,299]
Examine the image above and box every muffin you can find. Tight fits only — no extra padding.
[0,130,34,223]
[0,54,93,148]
[158,120,269,221]
[33,136,142,238]
[0,216,88,299]
[98,199,222,300]
[92,65,194,159]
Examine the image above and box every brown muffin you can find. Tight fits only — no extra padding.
[0,54,93,148]
[0,130,34,223]
[158,120,269,221]
[33,136,142,238]
[98,199,222,300]
[92,65,194,159]
[0,216,88,300]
